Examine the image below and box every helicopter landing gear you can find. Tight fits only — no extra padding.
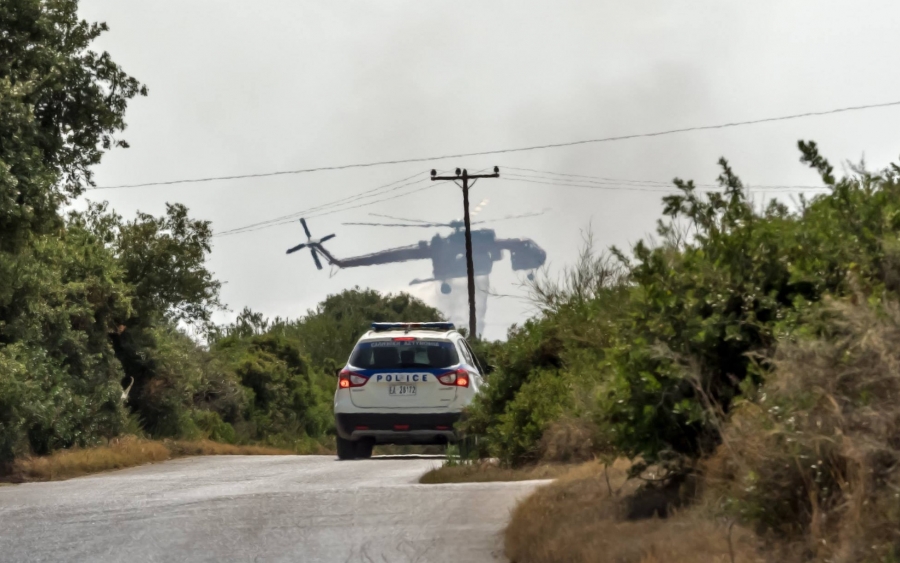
[440,282,452,294]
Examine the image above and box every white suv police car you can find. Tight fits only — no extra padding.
[334,322,486,460]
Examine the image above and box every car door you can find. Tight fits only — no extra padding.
[456,338,484,392]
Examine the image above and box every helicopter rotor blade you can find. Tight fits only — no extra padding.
[342,221,447,228]
[300,218,312,239]
[368,213,435,224]
[286,242,307,254]
[310,247,323,270]
[319,233,336,243]
[470,210,547,226]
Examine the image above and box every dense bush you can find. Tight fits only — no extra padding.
[1,0,143,463]
[464,238,625,463]
[469,145,900,470]
[207,288,445,449]
[711,296,900,560]
[0,1,447,464]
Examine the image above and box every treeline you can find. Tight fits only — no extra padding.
[467,146,900,558]
[0,1,445,465]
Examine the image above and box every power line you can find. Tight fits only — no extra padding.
[215,168,831,238]
[92,99,900,190]
[505,167,829,190]
[504,169,830,192]
[503,175,684,193]
[214,180,446,238]
[213,171,425,236]
[503,175,831,194]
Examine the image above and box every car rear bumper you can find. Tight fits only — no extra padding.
[335,412,462,443]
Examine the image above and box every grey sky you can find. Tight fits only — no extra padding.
[77,1,900,339]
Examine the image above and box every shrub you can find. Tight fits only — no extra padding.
[711,297,900,560]
[540,417,599,464]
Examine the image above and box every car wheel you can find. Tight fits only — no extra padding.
[336,436,357,460]
[354,439,374,459]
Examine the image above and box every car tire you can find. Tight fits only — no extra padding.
[336,436,357,460]
[354,439,374,459]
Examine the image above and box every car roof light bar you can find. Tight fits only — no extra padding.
[370,322,455,332]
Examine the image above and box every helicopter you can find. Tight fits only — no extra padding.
[285,208,547,294]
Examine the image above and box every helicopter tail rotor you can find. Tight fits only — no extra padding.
[286,219,334,271]
[300,218,312,238]
[310,247,323,270]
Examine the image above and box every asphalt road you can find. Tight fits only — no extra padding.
[0,455,544,563]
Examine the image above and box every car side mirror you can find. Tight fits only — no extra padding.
[334,367,342,377]
[484,364,496,375]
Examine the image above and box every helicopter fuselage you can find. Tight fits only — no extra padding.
[311,227,546,284]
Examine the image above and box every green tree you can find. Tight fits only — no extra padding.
[0,0,146,247]
[115,203,222,329]
[0,0,144,462]
[292,287,445,368]
[0,217,132,460]
[69,201,227,439]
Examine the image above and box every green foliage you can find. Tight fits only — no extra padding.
[712,297,900,560]
[464,239,625,464]
[0,218,130,462]
[0,0,146,247]
[207,288,444,449]
[605,149,900,464]
[214,331,330,444]
[114,324,243,440]
[0,0,144,463]
[116,203,222,328]
[288,287,445,368]
[468,144,900,471]
[0,2,449,464]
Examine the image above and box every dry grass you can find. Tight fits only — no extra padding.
[504,459,765,563]
[4,436,294,483]
[702,296,900,561]
[505,297,900,563]
[539,417,600,463]
[419,461,574,484]
[165,439,293,457]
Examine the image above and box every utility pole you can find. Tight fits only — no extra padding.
[430,166,500,340]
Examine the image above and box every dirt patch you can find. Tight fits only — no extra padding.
[2,436,294,483]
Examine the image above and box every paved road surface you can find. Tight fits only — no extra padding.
[0,455,544,563]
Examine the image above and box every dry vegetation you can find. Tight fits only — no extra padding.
[419,461,573,484]
[504,297,900,563]
[504,459,764,563]
[704,298,900,562]
[3,436,294,483]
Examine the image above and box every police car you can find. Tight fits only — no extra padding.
[333,322,487,460]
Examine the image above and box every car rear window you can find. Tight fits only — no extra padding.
[349,340,459,369]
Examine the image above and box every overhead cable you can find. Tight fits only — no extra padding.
[92,99,900,190]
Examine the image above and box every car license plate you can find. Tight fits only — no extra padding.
[389,384,416,396]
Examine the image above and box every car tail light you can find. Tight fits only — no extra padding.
[338,370,368,388]
[392,337,416,342]
[393,424,409,431]
[437,368,469,387]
